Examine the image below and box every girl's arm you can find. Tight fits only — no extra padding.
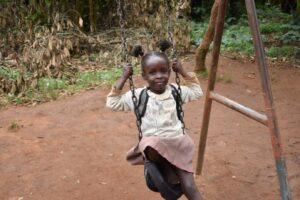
[171,59,192,79]
[171,59,203,103]
[106,64,135,111]
[115,64,133,90]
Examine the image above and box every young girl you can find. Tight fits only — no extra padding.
[106,52,203,200]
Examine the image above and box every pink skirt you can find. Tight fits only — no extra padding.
[126,134,195,173]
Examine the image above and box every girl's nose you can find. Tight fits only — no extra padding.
[155,72,163,78]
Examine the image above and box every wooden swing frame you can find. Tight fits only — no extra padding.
[195,0,292,199]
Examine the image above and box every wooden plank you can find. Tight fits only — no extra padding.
[209,91,268,126]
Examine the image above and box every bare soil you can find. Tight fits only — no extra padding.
[0,55,299,200]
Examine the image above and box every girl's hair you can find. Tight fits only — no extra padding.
[141,52,170,72]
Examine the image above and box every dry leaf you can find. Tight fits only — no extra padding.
[63,47,70,58]
[79,17,83,27]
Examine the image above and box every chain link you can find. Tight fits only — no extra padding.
[175,72,186,133]
[116,0,185,137]
[128,76,143,139]
[116,0,129,63]
[164,0,185,133]
[116,0,142,139]
[163,0,176,59]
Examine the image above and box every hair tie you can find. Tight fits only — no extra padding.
[159,40,172,53]
[131,45,144,58]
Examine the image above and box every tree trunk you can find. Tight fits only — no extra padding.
[75,0,84,28]
[89,0,96,32]
[268,0,280,4]
[281,0,297,13]
[194,0,219,72]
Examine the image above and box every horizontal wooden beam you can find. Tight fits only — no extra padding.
[209,91,268,126]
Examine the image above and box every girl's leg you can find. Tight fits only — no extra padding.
[174,167,202,200]
[144,147,202,199]
[144,147,179,184]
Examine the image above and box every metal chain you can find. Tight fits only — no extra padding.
[116,0,185,137]
[116,0,129,63]
[129,76,143,139]
[163,0,176,59]
[175,72,186,133]
[164,0,185,133]
[116,0,142,139]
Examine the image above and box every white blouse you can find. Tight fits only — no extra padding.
[106,72,203,138]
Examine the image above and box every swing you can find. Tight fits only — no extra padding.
[116,0,185,199]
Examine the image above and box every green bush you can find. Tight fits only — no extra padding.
[191,6,299,60]
[221,25,253,55]
[0,66,20,80]
[190,21,208,45]
[280,30,300,44]
[266,46,299,58]
[260,22,292,34]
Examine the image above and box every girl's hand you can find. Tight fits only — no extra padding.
[171,59,190,78]
[171,59,184,75]
[122,63,133,80]
[114,63,133,90]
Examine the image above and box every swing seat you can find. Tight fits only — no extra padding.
[144,159,183,200]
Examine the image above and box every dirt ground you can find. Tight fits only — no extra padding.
[0,55,299,200]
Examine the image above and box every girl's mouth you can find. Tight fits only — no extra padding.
[155,82,166,87]
[154,80,166,84]
[155,82,164,84]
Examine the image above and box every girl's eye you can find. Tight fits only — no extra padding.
[161,68,168,73]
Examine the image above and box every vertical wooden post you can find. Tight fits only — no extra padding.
[245,0,292,199]
[195,0,228,175]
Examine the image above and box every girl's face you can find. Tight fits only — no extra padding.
[142,56,170,94]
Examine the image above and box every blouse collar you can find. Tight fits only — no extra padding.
[147,85,172,100]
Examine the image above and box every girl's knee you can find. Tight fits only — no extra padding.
[182,183,202,200]
[182,181,198,194]
[144,147,161,162]
[175,169,202,199]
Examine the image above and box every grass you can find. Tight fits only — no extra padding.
[8,121,21,132]
[266,46,299,58]
[195,69,209,78]
[195,69,232,83]
[0,65,20,80]
[0,66,128,108]
[217,74,232,83]
[38,78,67,100]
